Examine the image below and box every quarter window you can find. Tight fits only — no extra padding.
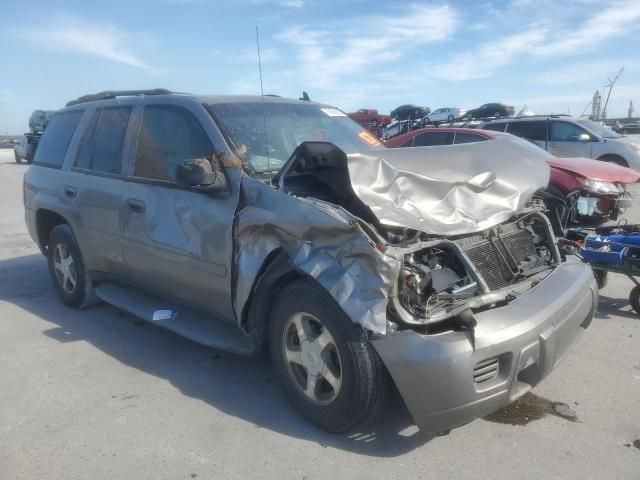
[134,105,214,181]
[453,132,486,144]
[506,121,546,141]
[550,121,588,141]
[33,110,84,168]
[482,122,507,132]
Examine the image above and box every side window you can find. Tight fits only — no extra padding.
[453,132,487,144]
[506,121,546,141]
[412,131,450,146]
[134,105,214,181]
[75,107,131,174]
[482,122,507,132]
[33,110,84,168]
[399,137,414,147]
[550,121,588,141]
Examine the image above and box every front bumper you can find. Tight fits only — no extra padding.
[372,255,597,435]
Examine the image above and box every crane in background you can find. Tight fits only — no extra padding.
[601,67,624,120]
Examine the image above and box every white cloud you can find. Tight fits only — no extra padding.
[276,4,459,87]
[20,13,153,70]
[430,26,548,80]
[279,0,304,7]
[432,0,640,81]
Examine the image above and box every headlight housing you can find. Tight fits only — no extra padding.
[583,178,619,195]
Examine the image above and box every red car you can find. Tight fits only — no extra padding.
[348,108,391,128]
[386,127,639,223]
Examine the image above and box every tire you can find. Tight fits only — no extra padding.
[493,111,501,118]
[630,286,640,316]
[598,155,628,167]
[447,115,455,122]
[269,279,388,433]
[47,224,99,309]
[424,117,431,125]
[593,269,608,289]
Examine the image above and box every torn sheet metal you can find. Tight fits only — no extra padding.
[233,175,401,335]
[347,137,550,236]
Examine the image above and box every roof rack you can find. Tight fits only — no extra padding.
[66,88,173,107]
[512,114,573,119]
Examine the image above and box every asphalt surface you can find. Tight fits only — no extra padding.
[1,148,639,480]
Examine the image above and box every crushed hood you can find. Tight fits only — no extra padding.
[547,156,640,184]
[347,136,550,235]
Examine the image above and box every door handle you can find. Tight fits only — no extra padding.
[64,186,77,198]
[126,198,146,213]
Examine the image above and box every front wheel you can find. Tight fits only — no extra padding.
[493,111,502,118]
[447,115,455,122]
[269,279,388,433]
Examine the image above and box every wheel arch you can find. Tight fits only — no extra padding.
[597,153,628,167]
[241,249,305,350]
[35,208,71,255]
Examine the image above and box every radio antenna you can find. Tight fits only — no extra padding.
[256,26,272,185]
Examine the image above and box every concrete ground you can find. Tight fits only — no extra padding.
[0,147,639,480]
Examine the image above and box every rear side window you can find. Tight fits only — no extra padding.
[134,105,214,181]
[507,121,546,141]
[453,132,486,144]
[412,131,450,146]
[75,107,131,174]
[482,122,507,132]
[33,110,84,168]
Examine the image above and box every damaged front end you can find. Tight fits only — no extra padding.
[389,207,561,331]
[235,140,596,434]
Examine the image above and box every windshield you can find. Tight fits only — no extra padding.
[577,119,622,138]
[208,102,385,173]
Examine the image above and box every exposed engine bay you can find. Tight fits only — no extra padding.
[275,141,560,329]
[394,212,558,326]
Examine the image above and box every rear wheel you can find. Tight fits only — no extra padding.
[47,224,99,308]
[447,115,455,122]
[493,111,502,118]
[269,279,388,433]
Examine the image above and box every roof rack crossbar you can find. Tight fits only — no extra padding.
[66,89,173,107]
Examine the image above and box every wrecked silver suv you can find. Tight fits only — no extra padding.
[24,91,597,434]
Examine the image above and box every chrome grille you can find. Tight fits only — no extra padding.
[474,358,499,383]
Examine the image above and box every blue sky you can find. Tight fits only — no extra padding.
[1,0,639,133]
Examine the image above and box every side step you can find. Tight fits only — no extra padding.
[95,283,256,355]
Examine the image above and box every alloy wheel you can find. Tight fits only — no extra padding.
[282,312,342,404]
[53,243,77,294]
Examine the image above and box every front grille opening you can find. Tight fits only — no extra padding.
[473,358,500,383]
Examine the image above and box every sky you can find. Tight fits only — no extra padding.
[1,0,639,133]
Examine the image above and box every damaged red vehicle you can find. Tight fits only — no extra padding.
[386,127,639,224]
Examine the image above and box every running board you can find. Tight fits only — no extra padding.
[95,283,256,355]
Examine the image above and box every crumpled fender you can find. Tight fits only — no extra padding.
[233,174,401,335]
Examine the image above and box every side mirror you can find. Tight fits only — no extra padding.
[578,133,591,142]
[175,157,228,193]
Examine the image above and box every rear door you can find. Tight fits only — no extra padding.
[120,102,238,319]
[505,120,547,150]
[548,120,593,158]
[68,105,133,277]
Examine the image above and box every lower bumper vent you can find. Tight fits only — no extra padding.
[473,358,499,383]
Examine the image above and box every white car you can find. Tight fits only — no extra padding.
[483,117,640,170]
[422,107,466,124]
[382,119,416,140]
